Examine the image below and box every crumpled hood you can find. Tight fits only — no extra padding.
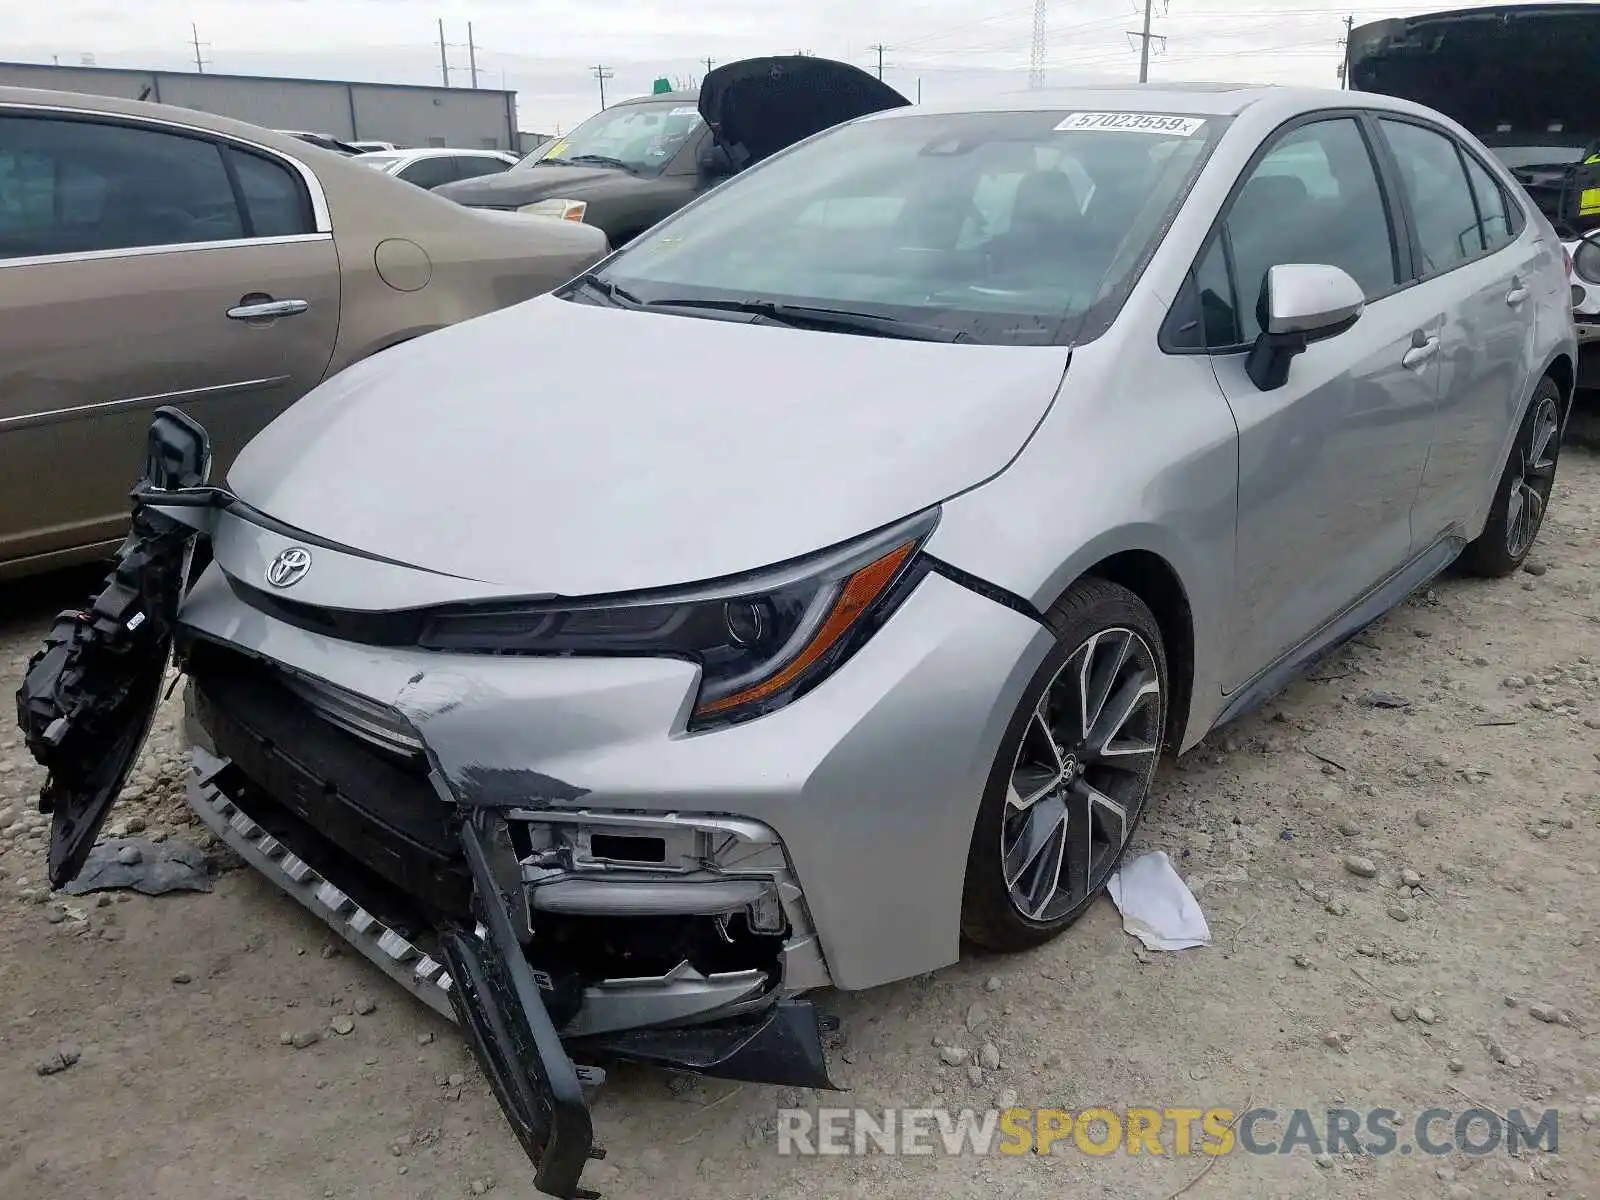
[226,296,1070,597]
[433,163,625,206]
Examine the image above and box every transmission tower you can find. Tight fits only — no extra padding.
[1029,0,1047,88]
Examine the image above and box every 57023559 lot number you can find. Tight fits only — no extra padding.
[1054,111,1207,136]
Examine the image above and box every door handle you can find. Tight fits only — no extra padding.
[1505,285,1530,306]
[1402,334,1439,369]
[227,298,310,321]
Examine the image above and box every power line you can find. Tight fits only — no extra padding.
[592,63,614,109]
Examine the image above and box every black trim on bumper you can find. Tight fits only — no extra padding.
[573,998,839,1090]
[444,813,600,1199]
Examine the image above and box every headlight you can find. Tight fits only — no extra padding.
[417,510,939,729]
[518,198,588,222]
[1575,235,1600,286]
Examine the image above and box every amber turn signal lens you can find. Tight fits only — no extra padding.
[693,539,918,717]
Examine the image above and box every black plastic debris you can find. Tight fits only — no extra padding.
[61,836,212,897]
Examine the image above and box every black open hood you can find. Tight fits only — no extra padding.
[1349,4,1600,235]
[1349,4,1599,138]
[698,55,910,170]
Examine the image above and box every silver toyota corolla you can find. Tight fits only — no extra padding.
[17,83,1578,1194]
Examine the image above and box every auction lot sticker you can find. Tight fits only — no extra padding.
[1055,111,1206,136]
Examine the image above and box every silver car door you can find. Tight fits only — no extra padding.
[1379,117,1547,543]
[1203,114,1441,688]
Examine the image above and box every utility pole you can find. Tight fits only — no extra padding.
[438,18,450,86]
[1128,0,1166,83]
[1338,14,1354,89]
[467,22,479,88]
[869,43,886,80]
[703,56,715,76]
[189,23,210,73]
[592,63,614,110]
[917,77,922,104]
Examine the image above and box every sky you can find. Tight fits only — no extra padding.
[4,0,1553,135]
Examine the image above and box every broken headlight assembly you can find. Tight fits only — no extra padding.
[417,509,939,729]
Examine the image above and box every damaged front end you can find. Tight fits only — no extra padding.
[15,411,839,1199]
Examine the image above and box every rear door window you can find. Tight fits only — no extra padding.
[453,156,510,181]
[227,146,314,237]
[397,156,459,189]
[1379,119,1485,273]
[0,114,246,258]
[1459,151,1516,252]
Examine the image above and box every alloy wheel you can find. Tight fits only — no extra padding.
[1506,395,1560,560]
[1000,627,1163,923]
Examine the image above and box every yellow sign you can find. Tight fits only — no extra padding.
[1579,186,1600,217]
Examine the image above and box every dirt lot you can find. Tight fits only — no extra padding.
[1,449,1597,1200]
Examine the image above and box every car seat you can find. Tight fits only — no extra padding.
[985,170,1088,279]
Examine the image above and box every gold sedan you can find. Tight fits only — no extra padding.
[0,85,609,579]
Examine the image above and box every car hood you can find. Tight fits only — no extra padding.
[1348,4,1598,137]
[699,55,910,169]
[433,163,628,205]
[225,296,1070,596]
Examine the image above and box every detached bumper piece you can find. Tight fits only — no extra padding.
[572,999,836,1090]
[444,813,602,1199]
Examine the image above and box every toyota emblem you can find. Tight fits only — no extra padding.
[266,546,313,589]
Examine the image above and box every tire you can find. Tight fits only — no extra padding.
[1457,376,1564,578]
[960,577,1168,953]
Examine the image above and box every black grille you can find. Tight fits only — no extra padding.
[186,641,472,920]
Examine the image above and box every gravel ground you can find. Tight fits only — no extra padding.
[1,447,1597,1200]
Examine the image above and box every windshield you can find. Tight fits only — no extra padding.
[590,109,1223,346]
[519,100,706,173]
[1490,143,1592,170]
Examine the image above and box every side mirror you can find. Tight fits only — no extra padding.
[697,141,737,181]
[1574,228,1600,297]
[1246,263,1364,392]
[142,406,212,492]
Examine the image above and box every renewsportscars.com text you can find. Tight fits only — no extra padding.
[777,1106,1560,1157]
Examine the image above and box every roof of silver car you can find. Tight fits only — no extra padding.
[903,82,1359,119]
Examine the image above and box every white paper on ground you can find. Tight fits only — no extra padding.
[1107,850,1211,951]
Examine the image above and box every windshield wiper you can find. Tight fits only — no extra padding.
[562,154,638,173]
[564,274,645,308]
[640,298,968,343]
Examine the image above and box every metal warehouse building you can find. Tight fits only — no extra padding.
[0,61,519,150]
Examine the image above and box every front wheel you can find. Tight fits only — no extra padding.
[1458,376,1563,578]
[960,578,1167,953]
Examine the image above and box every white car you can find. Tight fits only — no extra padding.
[354,147,520,191]
[1571,232,1600,352]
